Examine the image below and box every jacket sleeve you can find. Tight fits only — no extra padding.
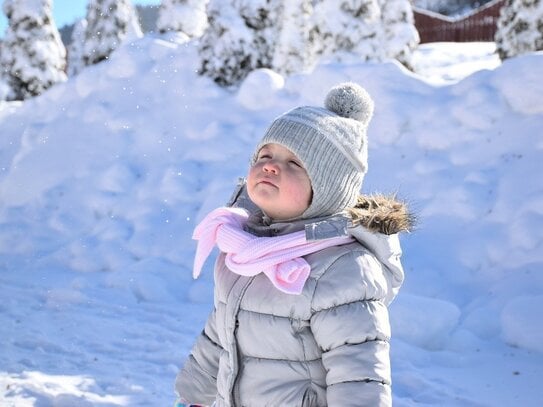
[310,248,393,407]
[175,307,222,405]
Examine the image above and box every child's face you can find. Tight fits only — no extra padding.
[247,143,312,220]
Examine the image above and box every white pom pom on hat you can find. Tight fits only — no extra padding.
[324,82,374,124]
[254,82,375,220]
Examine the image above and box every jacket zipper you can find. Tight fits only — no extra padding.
[230,275,255,406]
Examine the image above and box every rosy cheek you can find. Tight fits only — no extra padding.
[248,164,258,177]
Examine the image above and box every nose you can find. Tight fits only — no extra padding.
[263,160,279,174]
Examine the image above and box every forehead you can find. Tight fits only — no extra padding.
[259,143,297,156]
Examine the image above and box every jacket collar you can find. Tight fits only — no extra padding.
[245,210,351,241]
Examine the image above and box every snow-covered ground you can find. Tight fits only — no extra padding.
[1,37,542,406]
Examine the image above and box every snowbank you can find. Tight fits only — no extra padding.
[0,36,542,406]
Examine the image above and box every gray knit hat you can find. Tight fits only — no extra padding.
[253,82,375,219]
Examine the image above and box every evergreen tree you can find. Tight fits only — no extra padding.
[67,18,88,76]
[272,0,313,75]
[238,0,281,69]
[377,0,419,67]
[309,0,381,64]
[157,0,209,37]
[0,0,66,100]
[0,39,11,100]
[82,0,143,67]
[199,0,256,87]
[495,0,543,60]
[199,0,280,87]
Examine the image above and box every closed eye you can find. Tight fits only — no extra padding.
[289,160,302,168]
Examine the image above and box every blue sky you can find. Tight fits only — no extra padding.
[0,0,160,36]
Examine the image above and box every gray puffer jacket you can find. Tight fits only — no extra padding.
[176,194,410,407]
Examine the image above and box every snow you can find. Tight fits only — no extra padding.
[502,295,543,354]
[0,0,66,100]
[81,0,143,68]
[492,52,543,115]
[495,0,543,60]
[0,35,542,406]
[389,294,461,350]
[156,0,208,37]
[411,41,501,85]
[237,68,285,111]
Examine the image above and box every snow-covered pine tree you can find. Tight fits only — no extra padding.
[0,39,11,100]
[82,0,143,67]
[309,0,381,64]
[495,0,543,60]
[377,0,419,68]
[238,0,281,69]
[0,0,66,100]
[67,18,88,76]
[199,0,257,86]
[272,0,313,75]
[199,0,281,87]
[157,0,209,37]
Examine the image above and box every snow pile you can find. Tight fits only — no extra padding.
[0,35,542,406]
[502,295,543,353]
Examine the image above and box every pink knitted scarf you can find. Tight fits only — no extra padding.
[192,207,354,295]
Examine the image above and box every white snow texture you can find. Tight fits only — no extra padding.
[0,13,542,407]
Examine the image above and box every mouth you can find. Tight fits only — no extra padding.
[258,179,277,188]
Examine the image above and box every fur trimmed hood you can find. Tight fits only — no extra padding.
[347,194,414,235]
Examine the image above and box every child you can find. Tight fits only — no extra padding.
[175,82,411,407]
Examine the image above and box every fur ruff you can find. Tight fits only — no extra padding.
[347,194,414,235]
